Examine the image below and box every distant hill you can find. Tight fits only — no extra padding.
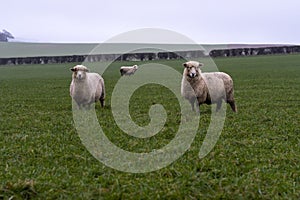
[0,42,295,58]
[227,44,293,49]
[0,42,218,58]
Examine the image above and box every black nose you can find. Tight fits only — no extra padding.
[190,73,196,78]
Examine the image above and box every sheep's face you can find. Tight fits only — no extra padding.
[183,61,203,78]
[132,65,138,72]
[71,65,89,80]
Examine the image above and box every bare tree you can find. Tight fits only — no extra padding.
[0,29,14,42]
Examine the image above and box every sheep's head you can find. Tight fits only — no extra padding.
[133,65,138,71]
[70,65,89,80]
[183,61,203,78]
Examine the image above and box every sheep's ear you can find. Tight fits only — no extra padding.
[84,68,89,72]
[183,63,187,67]
[70,68,75,72]
[198,63,204,68]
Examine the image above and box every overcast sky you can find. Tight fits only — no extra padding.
[1,0,300,44]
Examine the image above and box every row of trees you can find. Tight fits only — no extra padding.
[209,46,300,57]
[0,51,204,65]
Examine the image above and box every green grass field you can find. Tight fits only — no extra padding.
[0,54,300,199]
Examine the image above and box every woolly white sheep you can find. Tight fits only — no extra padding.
[120,65,138,76]
[70,65,105,109]
[181,61,237,113]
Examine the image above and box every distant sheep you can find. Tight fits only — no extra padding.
[70,65,105,109]
[181,61,237,113]
[120,65,138,76]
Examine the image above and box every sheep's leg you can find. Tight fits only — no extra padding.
[100,98,105,107]
[189,98,196,111]
[100,92,105,107]
[196,103,200,114]
[216,101,222,112]
[87,104,91,110]
[74,102,81,110]
[81,104,89,110]
[228,100,237,112]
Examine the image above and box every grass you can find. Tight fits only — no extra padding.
[0,54,300,199]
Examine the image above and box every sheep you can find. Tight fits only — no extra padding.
[181,61,237,113]
[70,65,105,109]
[120,65,138,76]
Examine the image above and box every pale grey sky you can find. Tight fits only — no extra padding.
[1,0,299,44]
